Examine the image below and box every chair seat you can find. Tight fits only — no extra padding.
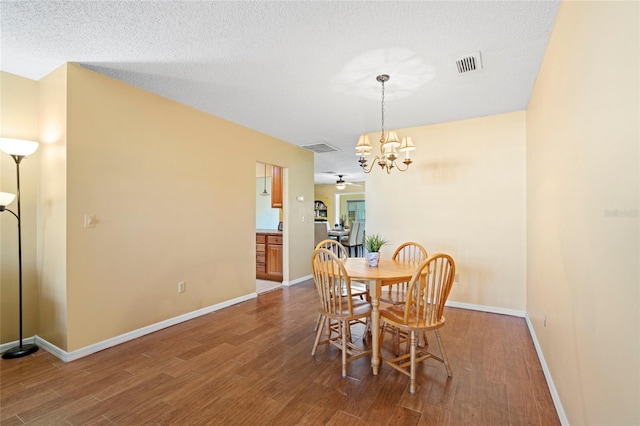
[326,298,371,319]
[380,304,446,331]
[379,289,407,305]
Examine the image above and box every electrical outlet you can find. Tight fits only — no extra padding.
[544,313,547,328]
[178,281,185,293]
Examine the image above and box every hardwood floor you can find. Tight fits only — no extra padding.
[0,280,559,425]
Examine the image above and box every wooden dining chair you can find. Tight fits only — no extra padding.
[313,239,367,332]
[311,248,372,378]
[380,242,428,355]
[379,253,456,394]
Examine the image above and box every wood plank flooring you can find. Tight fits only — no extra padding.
[0,280,559,425]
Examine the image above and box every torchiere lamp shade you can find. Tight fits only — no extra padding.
[0,138,39,156]
[0,191,16,208]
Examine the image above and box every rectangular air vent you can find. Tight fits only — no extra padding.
[456,52,483,74]
[301,143,340,153]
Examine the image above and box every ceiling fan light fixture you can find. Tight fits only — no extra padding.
[335,174,347,190]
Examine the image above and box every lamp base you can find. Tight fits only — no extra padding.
[2,343,39,359]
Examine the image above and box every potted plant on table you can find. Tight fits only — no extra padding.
[364,234,388,267]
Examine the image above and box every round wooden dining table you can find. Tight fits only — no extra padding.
[342,257,420,375]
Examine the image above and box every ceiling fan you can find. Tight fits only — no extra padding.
[335,174,361,190]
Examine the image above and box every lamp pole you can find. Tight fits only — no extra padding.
[0,138,39,359]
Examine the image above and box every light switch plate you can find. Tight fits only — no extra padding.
[84,214,96,228]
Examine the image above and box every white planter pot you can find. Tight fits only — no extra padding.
[367,252,380,267]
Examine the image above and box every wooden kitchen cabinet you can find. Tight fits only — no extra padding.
[271,166,283,208]
[256,234,267,276]
[256,232,282,281]
[266,235,283,279]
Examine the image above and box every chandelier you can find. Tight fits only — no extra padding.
[356,74,416,173]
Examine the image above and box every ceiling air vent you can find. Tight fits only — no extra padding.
[455,52,483,74]
[301,143,340,154]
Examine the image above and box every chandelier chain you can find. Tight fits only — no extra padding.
[380,78,385,142]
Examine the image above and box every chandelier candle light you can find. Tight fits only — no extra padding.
[356,74,416,173]
[0,137,39,359]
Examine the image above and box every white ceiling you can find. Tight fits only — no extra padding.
[0,0,560,185]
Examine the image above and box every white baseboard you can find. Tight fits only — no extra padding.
[445,300,526,318]
[257,284,283,294]
[0,336,37,354]
[286,274,312,287]
[525,314,569,426]
[34,292,258,362]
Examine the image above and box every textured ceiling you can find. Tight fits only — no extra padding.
[0,0,560,184]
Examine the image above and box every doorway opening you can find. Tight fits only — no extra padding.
[255,162,284,294]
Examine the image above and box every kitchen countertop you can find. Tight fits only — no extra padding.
[256,229,282,234]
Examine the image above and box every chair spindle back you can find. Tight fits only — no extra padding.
[311,248,356,316]
[404,253,455,327]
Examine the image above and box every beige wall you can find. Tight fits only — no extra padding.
[0,72,40,343]
[366,111,527,311]
[61,64,313,351]
[526,2,639,424]
[37,65,69,349]
[2,63,314,352]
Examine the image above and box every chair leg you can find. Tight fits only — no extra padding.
[341,319,348,378]
[314,313,322,331]
[420,331,429,348]
[409,330,417,395]
[379,320,387,349]
[434,329,452,377]
[381,322,402,355]
[360,317,371,345]
[394,328,400,356]
[312,315,327,356]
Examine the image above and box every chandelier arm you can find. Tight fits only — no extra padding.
[360,156,381,174]
[393,160,411,172]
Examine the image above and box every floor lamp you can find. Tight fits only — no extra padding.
[0,138,39,359]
